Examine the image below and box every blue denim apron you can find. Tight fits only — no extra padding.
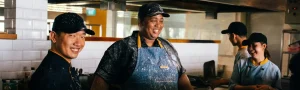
[122,34,178,90]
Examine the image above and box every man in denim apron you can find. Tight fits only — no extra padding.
[91,3,193,90]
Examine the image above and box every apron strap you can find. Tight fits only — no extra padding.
[157,39,164,48]
[138,33,142,48]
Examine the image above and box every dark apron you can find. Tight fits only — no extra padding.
[122,34,178,90]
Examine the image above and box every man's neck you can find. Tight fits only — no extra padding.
[50,48,71,63]
[143,37,155,47]
[237,37,247,49]
[139,31,156,47]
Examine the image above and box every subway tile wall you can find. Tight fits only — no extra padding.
[0,40,219,79]
[75,42,218,76]
[0,0,48,79]
[0,0,228,79]
[75,42,219,76]
[173,43,219,76]
[0,40,13,50]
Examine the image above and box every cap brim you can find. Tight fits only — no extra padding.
[84,29,95,35]
[161,13,170,17]
[148,12,170,17]
[221,30,230,34]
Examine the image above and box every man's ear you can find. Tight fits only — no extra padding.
[233,33,238,39]
[50,31,57,43]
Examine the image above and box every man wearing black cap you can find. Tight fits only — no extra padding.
[29,13,95,90]
[210,22,250,89]
[91,3,193,90]
[289,40,300,90]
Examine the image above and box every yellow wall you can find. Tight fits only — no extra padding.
[84,8,107,37]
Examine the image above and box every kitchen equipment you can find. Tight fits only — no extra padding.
[0,78,2,90]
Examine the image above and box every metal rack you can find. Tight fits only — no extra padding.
[281,29,300,78]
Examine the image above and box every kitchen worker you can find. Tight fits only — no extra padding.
[210,22,251,89]
[91,3,193,90]
[229,33,282,90]
[29,13,95,90]
[289,40,300,90]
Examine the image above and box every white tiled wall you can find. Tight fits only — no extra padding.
[0,40,13,50]
[72,41,113,74]
[0,61,13,72]
[71,41,219,76]
[12,61,32,71]
[12,40,33,50]
[0,0,223,79]
[173,43,219,76]
[0,0,48,79]
[23,51,41,60]
[0,51,3,61]
[3,51,23,61]
[15,19,33,29]
[22,30,42,40]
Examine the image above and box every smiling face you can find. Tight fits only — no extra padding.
[139,14,164,40]
[51,30,86,59]
[247,42,266,59]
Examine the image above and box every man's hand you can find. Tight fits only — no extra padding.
[210,78,230,89]
[178,74,193,90]
[210,80,219,89]
[234,85,258,90]
[256,85,275,90]
[91,75,109,90]
[246,85,259,90]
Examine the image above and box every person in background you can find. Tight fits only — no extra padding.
[91,3,193,90]
[289,40,300,90]
[29,13,95,90]
[210,22,251,89]
[229,33,282,90]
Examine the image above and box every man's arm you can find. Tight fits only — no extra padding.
[91,75,109,90]
[178,74,193,90]
[91,40,126,90]
[233,85,257,90]
[272,66,282,90]
[229,60,242,90]
[289,53,300,75]
[210,78,230,89]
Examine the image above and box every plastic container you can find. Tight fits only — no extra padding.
[0,78,2,90]
[3,80,11,90]
[9,80,18,90]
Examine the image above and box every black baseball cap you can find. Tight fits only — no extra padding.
[138,3,170,20]
[52,13,95,35]
[242,33,268,46]
[221,22,247,36]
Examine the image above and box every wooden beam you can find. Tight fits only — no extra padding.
[0,34,17,40]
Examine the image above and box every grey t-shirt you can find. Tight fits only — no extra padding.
[234,48,251,65]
